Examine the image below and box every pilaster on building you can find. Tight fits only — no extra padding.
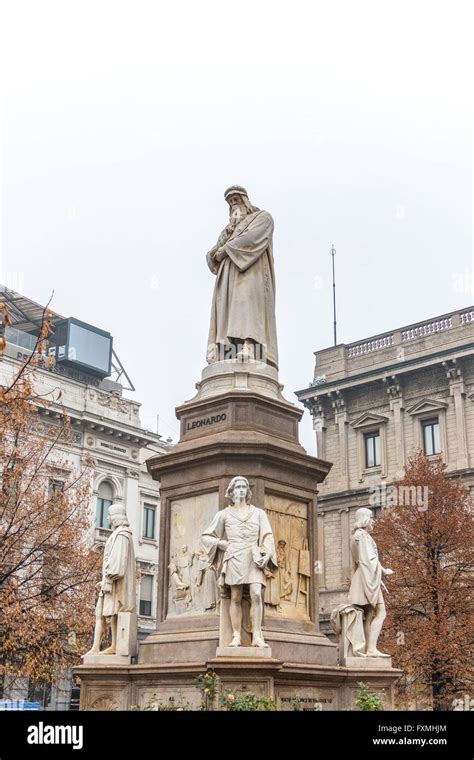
[296,307,474,630]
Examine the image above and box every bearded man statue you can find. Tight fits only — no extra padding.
[206,186,278,369]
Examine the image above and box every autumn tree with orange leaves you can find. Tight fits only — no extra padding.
[374,452,474,710]
[0,301,100,698]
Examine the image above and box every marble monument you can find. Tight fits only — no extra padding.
[76,187,401,710]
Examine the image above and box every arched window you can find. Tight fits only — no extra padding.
[96,481,113,529]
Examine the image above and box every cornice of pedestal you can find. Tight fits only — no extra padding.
[147,433,332,484]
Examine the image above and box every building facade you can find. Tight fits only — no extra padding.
[296,307,474,632]
[0,286,170,708]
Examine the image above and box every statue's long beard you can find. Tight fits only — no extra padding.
[216,204,247,247]
[230,206,243,225]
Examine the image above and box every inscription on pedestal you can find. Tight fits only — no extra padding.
[180,404,230,440]
[277,688,338,711]
[186,412,227,431]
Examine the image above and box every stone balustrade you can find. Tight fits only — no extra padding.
[347,334,394,358]
[460,309,474,325]
[345,308,472,361]
[401,316,453,342]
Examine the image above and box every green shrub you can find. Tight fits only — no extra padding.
[196,670,219,711]
[221,690,276,711]
[354,682,384,711]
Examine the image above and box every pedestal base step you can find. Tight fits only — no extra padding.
[342,656,392,669]
[216,646,273,659]
[82,654,132,666]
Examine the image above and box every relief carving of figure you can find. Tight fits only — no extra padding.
[169,549,192,611]
[193,543,218,611]
[175,544,193,589]
[264,539,293,610]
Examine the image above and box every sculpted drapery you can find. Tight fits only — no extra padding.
[206,187,279,369]
[102,525,136,617]
[347,527,383,609]
[201,505,277,589]
[331,508,393,658]
[85,503,137,657]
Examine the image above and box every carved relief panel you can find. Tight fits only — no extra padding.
[264,494,310,621]
[166,492,220,618]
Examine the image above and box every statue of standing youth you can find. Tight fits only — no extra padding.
[347,507,394,657]
[85,503,136,656]
[206,186,279,369]
[201,476,277,647]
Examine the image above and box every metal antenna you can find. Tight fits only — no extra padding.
[330,244,337,345]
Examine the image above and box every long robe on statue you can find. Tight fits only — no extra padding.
[206,210,279,369]
[347,528,383,609]
[102,526,136,617]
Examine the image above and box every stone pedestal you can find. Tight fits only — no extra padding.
[116,612,138,657]
[192,358,284,403]
[216,646,273,659]
[138,360,334,669]
[81,612,138,666]
[82,654,132,666]
[343,656,393,669]
[76,658,402,711]
[76,359,402,710]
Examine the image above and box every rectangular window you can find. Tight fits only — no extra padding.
[49,479,64,498]
[422,418,441,456]
[41,547,58,599]
[139,575,153,617]
[96,497,112,529]
[364,431,381,468]
[143,504,156,539]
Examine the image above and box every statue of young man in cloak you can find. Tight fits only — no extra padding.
[347,507,394,656]
[85,503,136,656]
[331,507,394,659]
[206,186,279,369]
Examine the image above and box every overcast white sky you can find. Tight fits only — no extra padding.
[1,1,472,452]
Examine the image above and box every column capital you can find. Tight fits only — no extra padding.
[328,389,345,413]
[443,358,464,386]
[384,374,403,403]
